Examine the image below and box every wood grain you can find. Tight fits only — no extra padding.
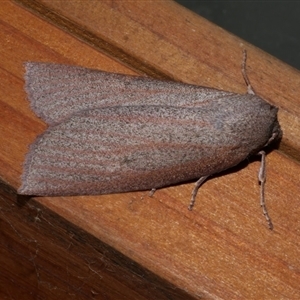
[1,0,300,299]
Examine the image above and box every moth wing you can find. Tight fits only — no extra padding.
[17,105,222,196]
[24,62,235,125]
[18,100,276,196]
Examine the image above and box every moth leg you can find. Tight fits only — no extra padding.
[149,188,156,197]
[188,175,209,210]
[258,150,273,230]
[264,132,279,148]
[242,49,255,95]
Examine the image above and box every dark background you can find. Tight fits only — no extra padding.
[175,1,300,70]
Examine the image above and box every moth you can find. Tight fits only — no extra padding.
[19,51,281,229]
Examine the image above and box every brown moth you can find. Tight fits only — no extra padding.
[19,51,281,229]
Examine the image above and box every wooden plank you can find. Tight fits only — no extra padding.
[1,0,300,299]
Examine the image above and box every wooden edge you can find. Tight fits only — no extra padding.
[1,186,195,299]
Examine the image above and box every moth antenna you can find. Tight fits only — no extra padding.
[242,49,255,95]
[258,150,273,230]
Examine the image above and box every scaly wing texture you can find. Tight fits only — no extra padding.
[24,62,236,125]
[19,99,278,196]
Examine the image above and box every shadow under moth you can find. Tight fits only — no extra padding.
[18,50,281,229]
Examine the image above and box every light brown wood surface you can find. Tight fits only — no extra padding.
[1,0,300,299]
